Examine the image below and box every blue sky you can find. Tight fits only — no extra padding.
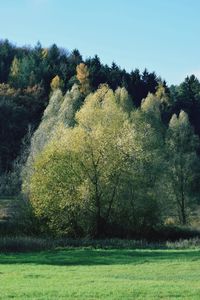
[1,0,200,85]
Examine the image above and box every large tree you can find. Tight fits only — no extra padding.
[27,85,166,237]
[166,111,200,224]
[28,85,134,236]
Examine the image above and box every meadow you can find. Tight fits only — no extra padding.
[0,248,200,299]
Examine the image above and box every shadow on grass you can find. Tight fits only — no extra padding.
[0,249,200,266]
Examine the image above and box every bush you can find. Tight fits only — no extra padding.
[1,236,200,253]
[0,196,41,236]
[146,225,200,241]
[0,171,21,197]
[0,236,53,252]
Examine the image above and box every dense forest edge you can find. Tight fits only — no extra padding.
[1,39,200,244]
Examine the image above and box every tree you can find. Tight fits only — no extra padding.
[170,75,200,136]
[0,39,15,83]
[85,55,105,91]
[27,84,167,237]
[0,39,164,183]
[69,49,82,65]
[115,87,134,112]
[23,85,83,195]
[0,83,45,173]
[50,75,61,90]
[141,87,166,137]
[76,63,90,95]
[166,111,200,224]
[111,88,168,234]
[28,85,133,237]
[57,84,83,126]
[9,56,20,88]
[122,103,166,233]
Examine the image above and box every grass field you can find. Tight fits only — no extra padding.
[0,248,200,299]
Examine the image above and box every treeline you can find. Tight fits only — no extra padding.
[1,39,200,174]
[1,39,200,238]
[0,39,160,173]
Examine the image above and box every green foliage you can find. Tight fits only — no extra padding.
[166,111,200,224]
[1,236,200,253]
[0,83,45,173]
[0,236,53,252]
[0,195,40,236]
[0,39,161,174]
[23,85,83,195]
[2,38,200,240]
[115,86,134,112]
[29,85,133,236]
[27,85,166,237]
[170,75,200,136]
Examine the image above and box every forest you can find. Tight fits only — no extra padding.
[1,39,200,239]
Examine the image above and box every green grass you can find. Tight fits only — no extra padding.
[0,248,200,299]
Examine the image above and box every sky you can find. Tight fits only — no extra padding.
[1,0,200,85]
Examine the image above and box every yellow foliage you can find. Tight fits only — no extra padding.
[50,75,61,90]
[156,83,170,106]
[42,48,48,59]
[27,85,166,236]
[10,56,20,78]
[29,85,134,235]
[76,63,90,94]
